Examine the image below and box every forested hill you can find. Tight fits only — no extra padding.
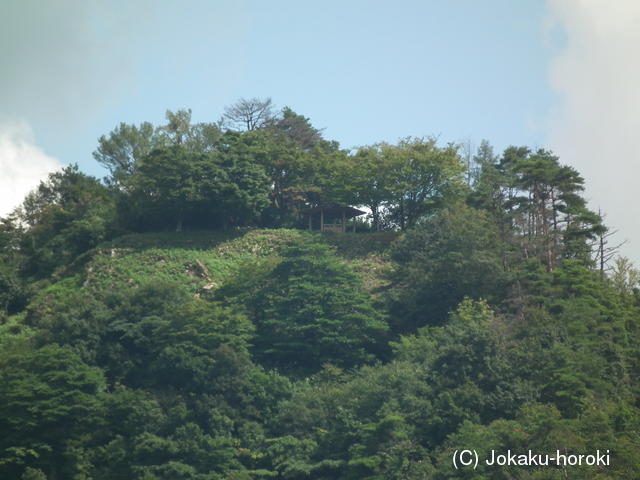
[1,101,640,479]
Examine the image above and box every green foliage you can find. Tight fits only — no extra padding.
[0,269,27,318]
[94,110,221,188]
[21,467,47,480]
[128,146,214,231]
[328,138,466,232]
[0,322,35,353]
[101,278,192,386]
[216,129,319,228]
[432,402,640,479]
[609,256,640,294]
[91,386,249,480]
[0,345,105,478]
[393,300,536,433]
[387,204,508,331]
[94,121,157,183]
[25,281,111,364]
[156,301,254,354]
[330,142,401,232]
[11,165,117,279]
[388,137,466,230]
[217,240,388,375]
[470,144,604,270]
[4,222,640,478]
[125,137,271,232]
[506,259,636,417]
[149,301,255,394]
[214,133,272,228]
[2,105,640,479]
[269,107,324,151]
[267,361,429,479]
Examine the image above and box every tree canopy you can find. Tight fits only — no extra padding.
[0,100,637,479]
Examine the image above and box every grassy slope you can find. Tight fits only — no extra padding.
[20,229,401,318]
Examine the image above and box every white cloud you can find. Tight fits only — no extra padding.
[546,0,640,265]
[0,1,157,130]
[0,118,63,217]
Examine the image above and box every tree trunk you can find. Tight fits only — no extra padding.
[175,211,184,232]
[372,205,380,232]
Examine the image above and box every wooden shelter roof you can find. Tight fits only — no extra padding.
[300,205,367,220]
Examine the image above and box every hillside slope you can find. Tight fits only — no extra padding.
[2,228,640,479]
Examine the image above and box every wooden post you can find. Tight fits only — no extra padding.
[320,209,324,231]
[342,209,346,233]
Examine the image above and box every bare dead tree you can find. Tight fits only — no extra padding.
[458,136,476,185]
[221,97,276,131]
[591,209,626,273]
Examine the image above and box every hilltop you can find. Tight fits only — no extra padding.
[46,228,399,298]
[1,109,639,478]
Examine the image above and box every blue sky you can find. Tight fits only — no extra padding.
[1,0,639,266]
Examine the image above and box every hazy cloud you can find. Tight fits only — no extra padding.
[0,0,149,127]
[0,118,63,216]
[546,0,640,263]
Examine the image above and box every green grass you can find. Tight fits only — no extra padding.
[24,229,400,315]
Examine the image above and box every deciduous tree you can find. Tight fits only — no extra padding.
[129,146,213,232]
[221,97,276,131]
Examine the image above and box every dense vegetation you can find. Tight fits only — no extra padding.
[1,99,639,479]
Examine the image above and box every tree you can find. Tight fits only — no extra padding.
[609,257,640,294]
[94,110,221,188]
[156,108,221,151]
[156,108,193,145]
[91,387,245,479]
[221,97,276,131]
[215,129,322,229]
[12,165,116,279]
[213,133,272,229]
[125,138,272,231]
[506,147,603,271]
[0,270,27,319]
[268,107,324,151]
[25,289,110,365]
[591,212,625,274]
[392,300,533,440]
[387,204,508,331]
[329,138,465,232]
[267,361,434,479]
[102,279,191,387]
[0,345,105,479]
[458,136,476,185]
[331,143,401,232]
[471,146,604,271]
[93,121,157,185]
[216,241,388,375]
[467,141,514,268]
[129,146,213,232]
[149,300,255,394]
[391,137,466,230]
